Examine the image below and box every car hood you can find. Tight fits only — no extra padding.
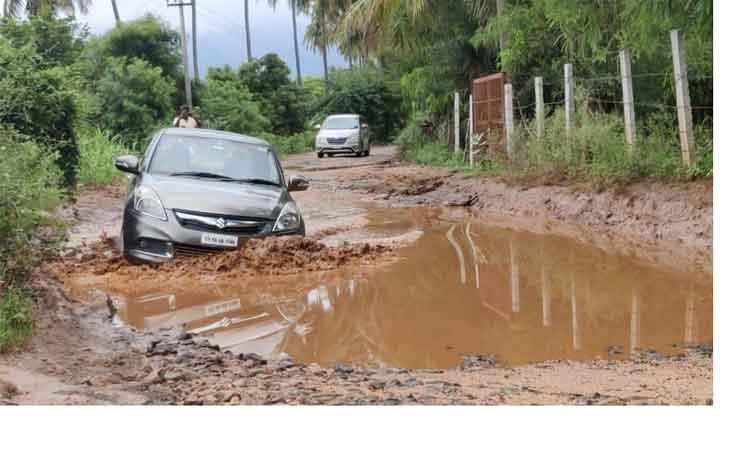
[316,129,358,139]
[143,174,285,219]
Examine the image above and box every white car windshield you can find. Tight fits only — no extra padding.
[322,116,359,130]
[149,135,281,185]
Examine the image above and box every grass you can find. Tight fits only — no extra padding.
[259,130,316,156]
[0,287,34,352]
[398,108,713,190]
[77,128,134,187]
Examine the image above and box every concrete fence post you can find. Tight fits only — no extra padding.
[564,63,574,139]
[670,29,696,166]
[504,83,514,157]
[534,76,544,139]
[619,49,637,150]
[468,94,474,168]
[454,92,461,154]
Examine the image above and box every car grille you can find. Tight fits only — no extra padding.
[173,243,227,258]
[327,137,348,145]
[174,210,270,235]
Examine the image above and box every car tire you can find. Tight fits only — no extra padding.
[364,149,370,157]
[317,152,324,158]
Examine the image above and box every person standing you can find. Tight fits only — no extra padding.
[173,105,200,128]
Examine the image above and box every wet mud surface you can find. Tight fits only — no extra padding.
[0,146,713,405]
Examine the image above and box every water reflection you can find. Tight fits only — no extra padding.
[113,221,712,369]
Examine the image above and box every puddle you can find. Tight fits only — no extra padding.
[83,209,712,369]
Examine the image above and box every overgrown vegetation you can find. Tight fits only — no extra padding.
[0,127,63,350]
[77,129,132,186]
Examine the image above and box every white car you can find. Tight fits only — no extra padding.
[314,114,371,158]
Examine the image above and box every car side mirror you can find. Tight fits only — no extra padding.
[115,155,140,174]
[288,174,310,192]
[314,124,321,130]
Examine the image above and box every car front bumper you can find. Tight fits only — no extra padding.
[122,209,305,263]
[316,142,359,154]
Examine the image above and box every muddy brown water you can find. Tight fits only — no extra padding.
[81,208,712,369]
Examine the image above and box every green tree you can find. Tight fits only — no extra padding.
[93,14,181,82]
[237,54,307,134]
[317,67,403,141]
[0,14,85,69]
[0,37,79,188]
[93,57,176,146]
[200,77,270,136]
[2,0,90,17]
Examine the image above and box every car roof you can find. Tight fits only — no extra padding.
[161,128,270,147]
[326,114,360,119]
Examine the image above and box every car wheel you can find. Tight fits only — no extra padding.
[317,152,324,158]
[364,150,370,157]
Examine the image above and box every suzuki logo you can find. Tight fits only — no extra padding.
[215,218,227,229]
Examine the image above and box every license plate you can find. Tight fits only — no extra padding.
[201,233,238,248]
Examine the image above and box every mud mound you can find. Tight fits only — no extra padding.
[51,236,392,283]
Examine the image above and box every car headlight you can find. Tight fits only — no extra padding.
[133,186,167,221]
[273,201,301,232]
[316,136,326,146]
[346,134,359,145]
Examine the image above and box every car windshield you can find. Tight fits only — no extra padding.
[148,135,281,184]
[322,116,359,130]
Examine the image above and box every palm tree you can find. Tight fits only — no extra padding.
[265,0,303,85]
[303,0,352,83]
[110,0,120,24]
[3,0,90,17]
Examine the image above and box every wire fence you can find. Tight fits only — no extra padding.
[461,29,711,168]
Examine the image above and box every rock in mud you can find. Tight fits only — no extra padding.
[334,363,354,376]
[0,379,20,399]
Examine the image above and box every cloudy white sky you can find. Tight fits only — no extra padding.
[74,0,348,77]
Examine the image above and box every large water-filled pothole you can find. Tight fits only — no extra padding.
[71,208,712,369]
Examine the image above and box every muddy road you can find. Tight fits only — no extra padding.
[0,145,712,405]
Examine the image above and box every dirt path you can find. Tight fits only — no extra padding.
[0,145,712,405]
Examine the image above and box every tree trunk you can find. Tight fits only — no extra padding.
[111,0,121,24]
[496,0,505,50]
[321,11,329,84]
[291,0,303,85]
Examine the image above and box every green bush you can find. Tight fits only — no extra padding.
[259,131,315,156]
[77,129,134,186]
[316,68,404,142]
[93,57,176,146]
[200,78,270,136]
[0,287,35,352]
[0,37,79,188]
[0,126,62,286]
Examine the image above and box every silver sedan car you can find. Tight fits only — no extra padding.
[314,114,371,158]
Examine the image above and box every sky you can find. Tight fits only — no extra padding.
[75,0,349,78]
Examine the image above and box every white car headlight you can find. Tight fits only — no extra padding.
[133,186,167,221]
[316,136,326,146]
[346,134,359,144]
[273,201,301,232]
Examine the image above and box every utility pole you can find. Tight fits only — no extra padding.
[166,1,193,109]
[192,0,199,80]
[244,0,252,61]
